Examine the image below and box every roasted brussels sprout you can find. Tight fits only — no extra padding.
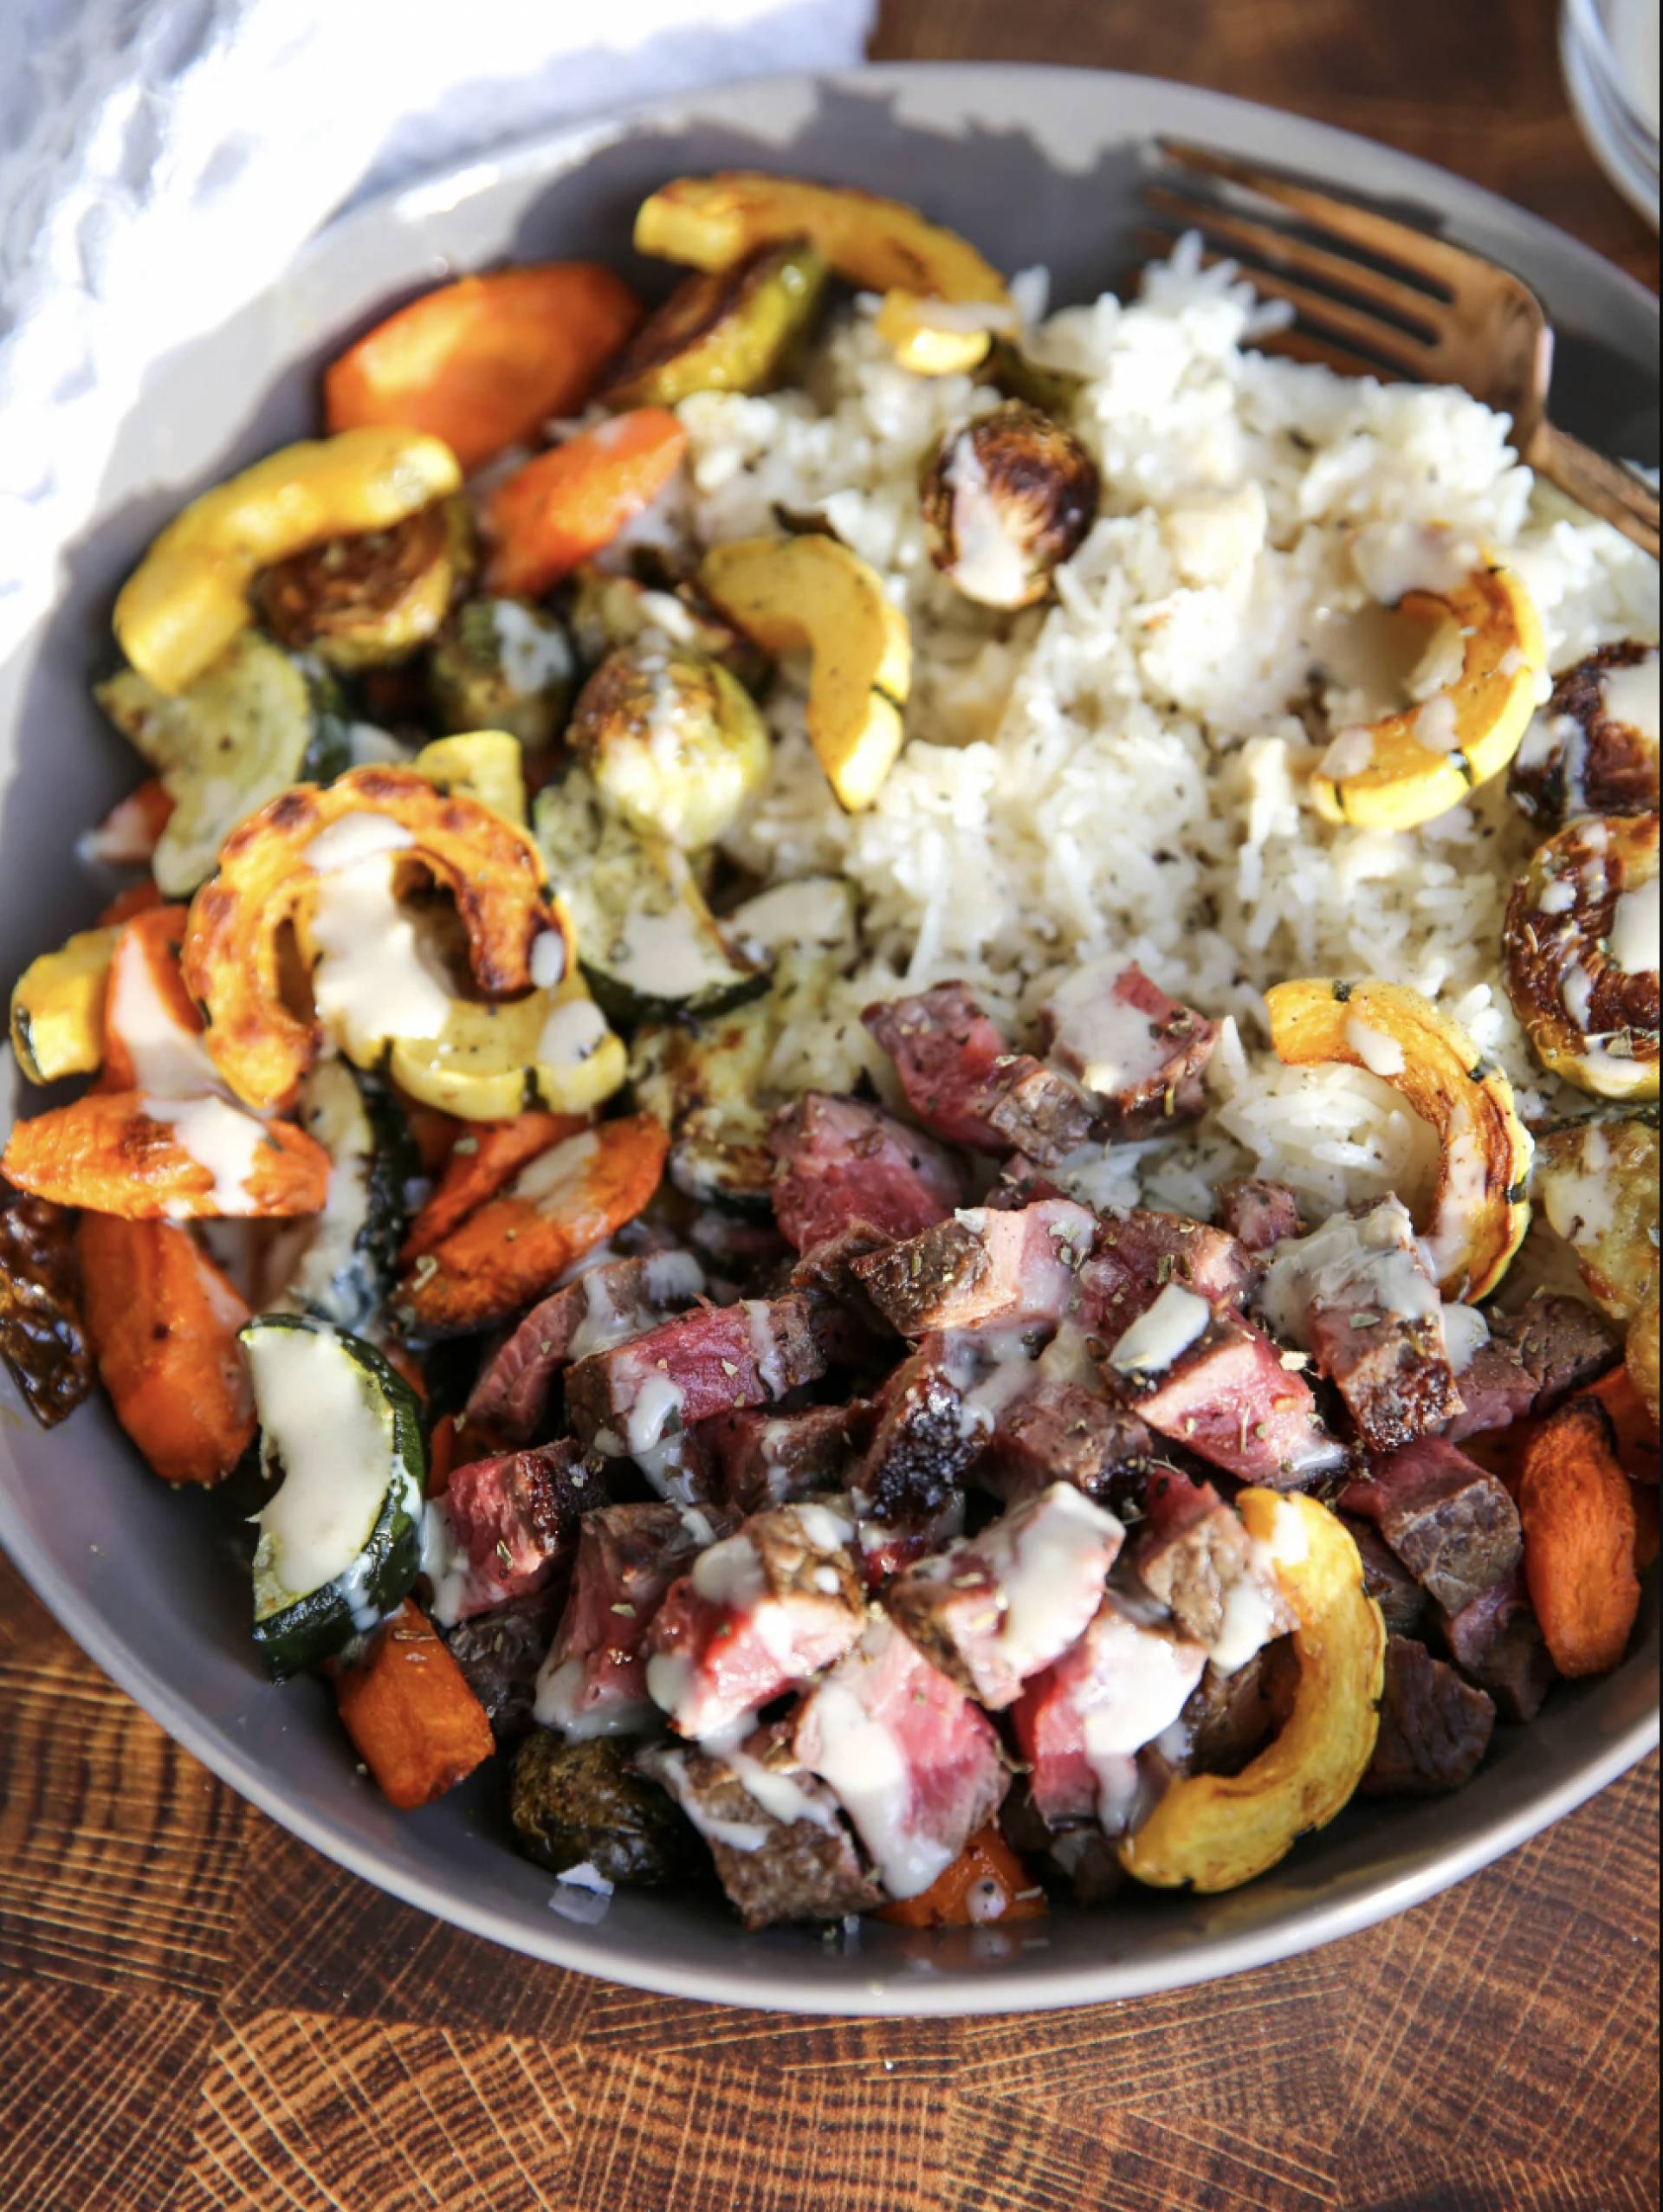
[508,1733,700,1886]
[429,596,576,750]
[980,336,1087,418]
[599,238,829,408]
[569,640,771,850]
[566,565,766,689]
[1509,642,1660,828]
[920,400,1099,610]
[254,495,472,670]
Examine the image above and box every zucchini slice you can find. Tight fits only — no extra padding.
[241,1313,425,1678]
[269,1064,415,1336]
[534,773,767,1026]
[9,926,117,1085]
[96,632,348,896]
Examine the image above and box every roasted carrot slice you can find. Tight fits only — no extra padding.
[84,778,174,868]
[426,1412,460,1498]
[334,1599,495,1808]
[97,881,166,928]
[323,264,643,474]
[399,1109,587,1264]
[100,904,216,1094]
[2,1092,329,1220]
[485,410,688,597]
[77,1211,253,1483]
[397,1097,463,1180]
[877,1825,1047,1928]
[396,1113,667,1335]
[1517,1397,1641,1678]
[1579,1362,1659,1484]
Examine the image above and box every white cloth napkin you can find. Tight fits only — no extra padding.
[0,0,876,657]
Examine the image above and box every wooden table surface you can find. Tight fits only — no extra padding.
[3,3,1658,2207]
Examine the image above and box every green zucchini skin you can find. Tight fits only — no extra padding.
[277,1066,417,1337]
[298,656,354,785]
[579,954,771,1033]
[241,1315,426,1680]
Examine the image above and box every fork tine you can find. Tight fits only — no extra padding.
[1130,230,1407,381]
[1158,138,1478,299]
[1142,184,1445,338]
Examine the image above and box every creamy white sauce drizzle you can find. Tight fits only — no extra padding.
[1345,1018,1406,1077]
[1108,1283,1212,1377]
[420,1499,471,1629]
[528,929,568,991]
[1602,651,1660,744]
[1320,725,1375,780]
[945,430,1032,608]
[536,995,609,1068]
[249,1329,395,1601]
[107,934,221,1096]
[625,1372,685,1458]
[493,599,574,692]
[513,1129,601,1206]
[304,814,417,874]
[1440,1300,1491,1374]
[1608,875,1659,975]
[1411,695,1460,754]
[307,855,454,1059]
[145,1095,267,1213]
[1258,1197,1440,1345]
[1043,959,1171,1096]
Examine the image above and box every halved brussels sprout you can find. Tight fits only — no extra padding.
[1504,812,1659,1101]
[254,497,471,670]
[566,566,765,689]
[429,596,575,751]
[920,401,1099,611]
[599,238,829,407]
[568,641,771,851]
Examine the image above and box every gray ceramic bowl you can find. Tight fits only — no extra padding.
[1,64,1657,2016]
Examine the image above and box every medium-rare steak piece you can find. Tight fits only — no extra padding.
[883,1482,1125,1709]
[1077,1210,1256,1342]
[1103,1283,1341,1485]
[1343,1436,1523,1617]
[862,980,1097,1161]
[702,1400,871,1517]
[426,1441,606,1624]
[566,1293,828,1460]
[768,1091,961,1253]
[1133,1469,1295,1660]
[1257,1198,1461,1452]
[637,1731,881,1931]
[534,1502,717,1740]
[1038,960,1220,1137]
[463,1249,707,1446]
[855,1491,966,1590]
[1217,1178,1304,1254]
[1013,1592,1207,1830]
[1362,1637,1495,1795]
[1441,1296,1620,1440]
[1342,1514,1432,1639]
[793,1613,1007,1900]
[976,1380,1155,1507]
[849,1332,987,1521]
[644,1500,864,1740]
[1438,1567,1557,1722]
[851,1198,1095,1336]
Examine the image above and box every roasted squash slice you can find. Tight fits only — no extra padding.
[635,172,1009,307]
[113,428,462,695]
[1119,1491,1385,1894]
[180,764,553,1111]
[699,534,911,812]
[1311,564,1546,831]
[1265,978,1533,1301]
[874,290,1006,377]
[9,926,116,1084]
[411,730,528,827]
[389,958,626,1122]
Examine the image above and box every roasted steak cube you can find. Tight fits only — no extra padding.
[1342,1513,1431,1639]
[1362,1637,1495,1796]
[1038,959,1220,1138]
[1183,1639,1299,1777]
[862,980,1097,1161]
[855,1491,967,1590]
[443,1592,560,1739]
[637,1733,880,1931]
[463,1249,707,1446]
[1077,1210,1256,1342]
[644,1499,864,1740]
[566,1293,828,1460]
[849,1332,987,1522]
[1438,1567,1557,1722]
[534,1502,716,1740]
[702,1400,870,1517]
[1013,1592,1207,1831]
[852,1198,1096,1336]
[792,1613,1007,1900]
[1343,1436,1523,1616]
[977,1380,1155,1508]
[1134,1468,1295,1659]
[427,1441,605,1624]
[1104,1284,1341,1485]
[1441,1296,1621,1441]
[883,1482,1124,1709]
[1218,1178,1304,1255]
[1257,1198,1461,1452]
[768,1091,961,1253]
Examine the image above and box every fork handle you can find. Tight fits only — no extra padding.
[1527,420,1660,559]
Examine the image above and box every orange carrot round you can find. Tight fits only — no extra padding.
[3,1092,329,1219]
[324,263,642,474]
[400,1109,588,1264]
[1579,1363,1660,1485]
[1517,1397,1640,1678]
[334,1599,494,1809]
[96,881,167,929]
[877,1824,1047,1929]
[485,410,688,597]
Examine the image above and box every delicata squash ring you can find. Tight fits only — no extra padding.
[182,764,554,1111]
[1311,564,1546,831]
[1265,978,1533,1301]
[1120,1492,1385,1895]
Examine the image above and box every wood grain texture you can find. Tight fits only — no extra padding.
[3,3,1659,2203]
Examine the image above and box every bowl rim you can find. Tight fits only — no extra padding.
[2,57,1657,2017]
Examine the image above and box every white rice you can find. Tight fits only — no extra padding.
[677,244,1660,1225]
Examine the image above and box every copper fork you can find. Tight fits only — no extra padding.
[1142,139,1660,559]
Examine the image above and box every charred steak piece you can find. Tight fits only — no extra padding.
[883,1481,1124,1710]
[1257,1198,1461,1452]
[702,1400,871,1517]
[1343,1436,1523,1617]
[975,1378,1155,1508]
[1038,959,1220,1138]
[1217,1178,1304,1255]
[793,1613,1008,1901]
[1077,1210,1256,1343]
[848,1331,989,1521]
[768,1091,961,1253]
[851,1198,1095,1336]
[428,1441,605,1624]
[1182,1639,1300,1777]
[862,980,1097,1162]
[1361,1637,1495,1796]
[1341,1513,1431,1640]
[463,1249,707,1446]
[1441,1296,1620,1441]
[443,1592,560,1740]
[534,1502,718,1741]
[1438,1566,1557,1722]
[1134,1468,1295,1659]
[565,1293,828,1461]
